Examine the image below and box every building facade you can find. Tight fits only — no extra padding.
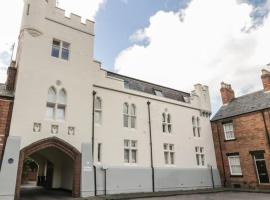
[0,0,220,199]
[211,70,270,189]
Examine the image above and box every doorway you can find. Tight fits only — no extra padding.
[15,137,81,199]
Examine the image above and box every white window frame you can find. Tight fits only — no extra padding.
[124,140,138,164]
[192,116,201,137]
[46,87,67,121]
[51,39,70,60]
[164,143,175,165]
[123,103,136,129]
[223,122,235,140]
[228,155,242,176]
[195,146,205,166]
[162,112,172,134]
[94,97,102,125]
[154,89,164,97]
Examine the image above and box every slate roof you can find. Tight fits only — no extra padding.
[0,83,14,98]
[211,90,270,121]
[106,71,190,102]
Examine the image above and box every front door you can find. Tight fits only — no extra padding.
[254,154,269,184]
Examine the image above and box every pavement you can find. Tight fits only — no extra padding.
[131,192,270,200]
[18,187,270,200]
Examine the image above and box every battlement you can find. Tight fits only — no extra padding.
[46,5,95,35]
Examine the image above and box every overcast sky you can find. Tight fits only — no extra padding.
[0,0,269,112]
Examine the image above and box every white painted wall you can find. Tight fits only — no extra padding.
[9,0,217,174]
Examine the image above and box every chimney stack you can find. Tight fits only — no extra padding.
[261,69,270,92]
[220,82,235,105]
[6,61,17,91]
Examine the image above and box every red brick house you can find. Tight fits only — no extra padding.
[211,69,270,189]
[0,62,16,168]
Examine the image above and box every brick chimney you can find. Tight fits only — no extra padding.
[5,61,17,91]
[261,69,270,92]
[220,82,235,105]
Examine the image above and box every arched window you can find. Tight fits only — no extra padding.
[167,114,172,133]
[130,104,136,129]
[46,87,57,119]
[162,112,172,134]
[162,113,166,133]
[46,87,67,120]
[192,116,196,136]
[94,97,102,125]
[197,117,201,137]
[123,103,129,128]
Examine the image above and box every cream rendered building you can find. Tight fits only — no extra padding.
[0,0,221,199]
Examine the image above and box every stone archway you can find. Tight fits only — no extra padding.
[15,137,81,199]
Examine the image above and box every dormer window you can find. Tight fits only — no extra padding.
[154,89,164,97]
[51,39,70,60]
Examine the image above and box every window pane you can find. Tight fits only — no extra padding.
[163,144,168,150]
[167,114,171,123]
[130,104,136,116]
[124,149,130,163]
[164,152,169,164]
[124,115,129,127]
[123,103,128,114]
[170,152,175,164]
[46,104,54,119]
[193,127,196,137]
[131,116,136,128]
[94,111,101,124]
[124,140,129,147]
[131,150,137,163]
[131,140,137,148]
[169,144,174,151]
[196,154,200,166]
[98,143,102,162]
[56,105,65,120]
[162,113,166,122]
[48,87,56,103]
[168,124,172,133]
[95,98,102,110]
[51,40,60,58]
[58,89,66,104]
[197,127,201,137]
[162,124,166,133]
[201,155,205,166]
[61,48,69,60]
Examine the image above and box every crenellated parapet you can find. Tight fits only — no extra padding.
[46,6,94,35]
[21,0,94,37]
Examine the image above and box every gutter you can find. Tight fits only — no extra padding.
[147,101,155,192]
[92,91,97,196]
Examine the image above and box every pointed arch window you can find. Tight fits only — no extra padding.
[46,87,67,120]
[162,112,172,133]
[46,87,57,119]
[94,97,102,125]
[56,89,66,120]
[123,103,136,129]
[130,104,136,129]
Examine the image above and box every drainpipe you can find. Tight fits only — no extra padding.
[147,101,155,192]
[216,123,226,187]
[92,91,97,196]
[261,110,270,148]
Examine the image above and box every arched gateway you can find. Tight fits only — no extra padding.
[15,137,81,199]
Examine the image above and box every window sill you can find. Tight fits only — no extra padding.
[224,139,237,142]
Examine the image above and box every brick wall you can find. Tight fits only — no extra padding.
[211,111,270,189]
[0,99,13,162]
